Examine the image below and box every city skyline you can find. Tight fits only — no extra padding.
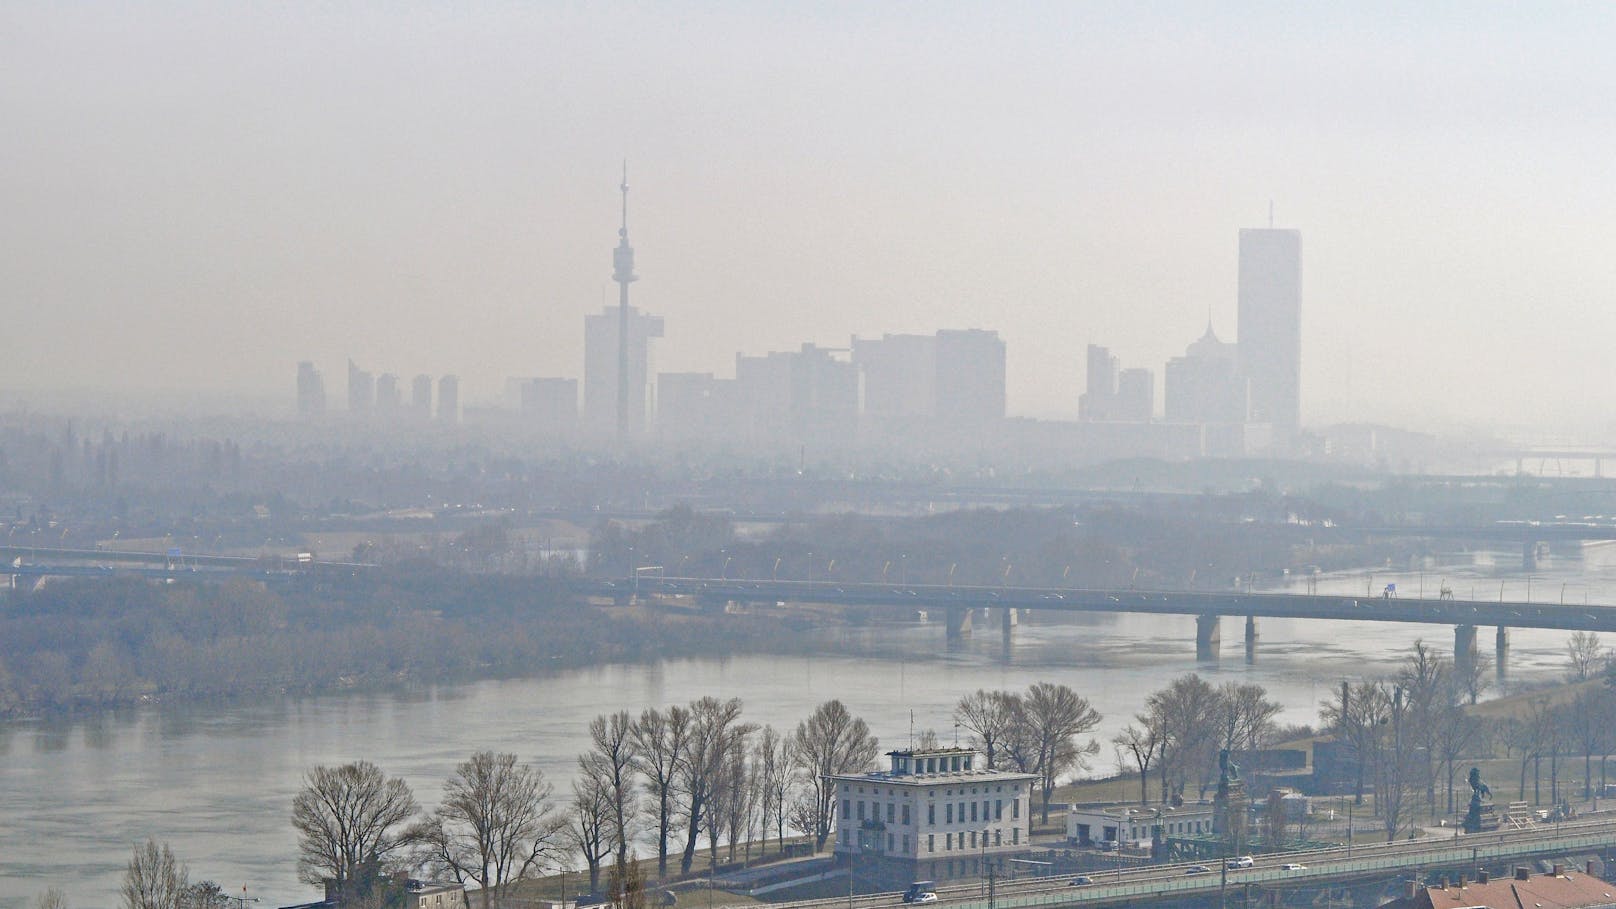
[7,5,1616,436]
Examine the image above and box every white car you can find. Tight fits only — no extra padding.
[1280,863,1307,871]
[912,894,938,904]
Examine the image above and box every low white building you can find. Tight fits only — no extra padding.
[1066,802,1215,849]
[831,747,1039,885]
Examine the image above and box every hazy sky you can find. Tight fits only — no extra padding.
[4,3,1616,432]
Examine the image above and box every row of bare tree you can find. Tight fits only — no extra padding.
[1320,634,1616,842]
[286,698,882,909]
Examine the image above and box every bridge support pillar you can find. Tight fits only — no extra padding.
[1000,606,1017,640]
[946,606,973,640]
[1523,540,1538,571]
[1244,615,1258,663]
[1454,624,1479,682]
[1495,625,1510,680]
[1196,613,1221,661]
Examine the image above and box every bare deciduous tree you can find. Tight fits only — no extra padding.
[631,705,691,879]
[563,766,614,895]
[1021,681,1102,822]
[291,761,419,904]
[1568,631,1603,682]
[36,887,68,909]
[1320,680,1389,806]
[1113,720,1163,805]
[790,699,880,850]
[122,840,189,909]
[1148,674,1223,804]
[678,697,747,874]
[418,751,560,909]
[953,689,1020,769]
[180,882,227,909]
[583,711,639,871]
[753,724,793,855]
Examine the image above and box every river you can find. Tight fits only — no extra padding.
[4,545,1613,909]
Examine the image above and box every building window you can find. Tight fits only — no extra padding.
[994,829,1001,846]
[982,800,989,820]
[902,804,911,825]
[887,803,895,824]
[946,804,953,824]
[858,801,866,820]
[1012,799,1019,820]
[1012,828,1020,845]
[888,833,894,852]
[946,833,953,850]
[995,800,1002,820]
[903,835,910,853]
[843,799,850,820]
[970,802,978,823]
[969,831,976,848]
[927,804,935,825]
[927,834,934,853]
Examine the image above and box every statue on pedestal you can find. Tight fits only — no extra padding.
[1463,766,1494,833]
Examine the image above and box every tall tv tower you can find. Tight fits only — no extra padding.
[612,162,638,441]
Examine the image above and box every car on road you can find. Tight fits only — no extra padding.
[1067,876,1093,887]
[1095,839,1118,851]
[902,882,938,904]
[1226,856,1254,869]
[1280,863,1307,871]
[1186,865,1212,875]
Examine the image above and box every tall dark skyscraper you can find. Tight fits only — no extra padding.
[1236,227,1302,429]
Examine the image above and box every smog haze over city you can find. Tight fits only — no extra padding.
[5,3,1616,433]
[9,6,1616,909]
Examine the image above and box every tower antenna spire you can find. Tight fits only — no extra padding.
[612,161,638,443]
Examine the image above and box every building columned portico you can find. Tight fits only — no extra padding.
[831,747,1039,887]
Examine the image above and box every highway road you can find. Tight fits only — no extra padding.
[757,816,1616,909]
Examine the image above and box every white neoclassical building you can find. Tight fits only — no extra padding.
[831,747,1039,885]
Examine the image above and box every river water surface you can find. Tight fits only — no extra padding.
[5,546,1614,909]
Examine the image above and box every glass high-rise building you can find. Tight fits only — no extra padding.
[1236,228,1301,429]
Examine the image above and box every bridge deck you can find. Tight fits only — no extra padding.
[598,578,1616,632]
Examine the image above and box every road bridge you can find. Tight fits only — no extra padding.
[584,577,1616,671]
[758,816,1616,909]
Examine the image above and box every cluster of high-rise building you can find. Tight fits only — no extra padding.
[294,174,1303,460]
[1078,226,1302,455]
[296,361,459,424]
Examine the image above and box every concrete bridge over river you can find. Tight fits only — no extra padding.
[579,577,1616,674]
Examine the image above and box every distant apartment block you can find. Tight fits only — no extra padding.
[852,328,1006,433]
[1165,323,1248,424]
[375,373,402,415]
[296,361,326,417]
[584,305,663,435]
[852,333,937,419]
[934,329,1006,427]
[346,360,374,414]
[519,377,578,431]
[411,374,433,419]
[1079,344,1152,422]
[437,375,459,424]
